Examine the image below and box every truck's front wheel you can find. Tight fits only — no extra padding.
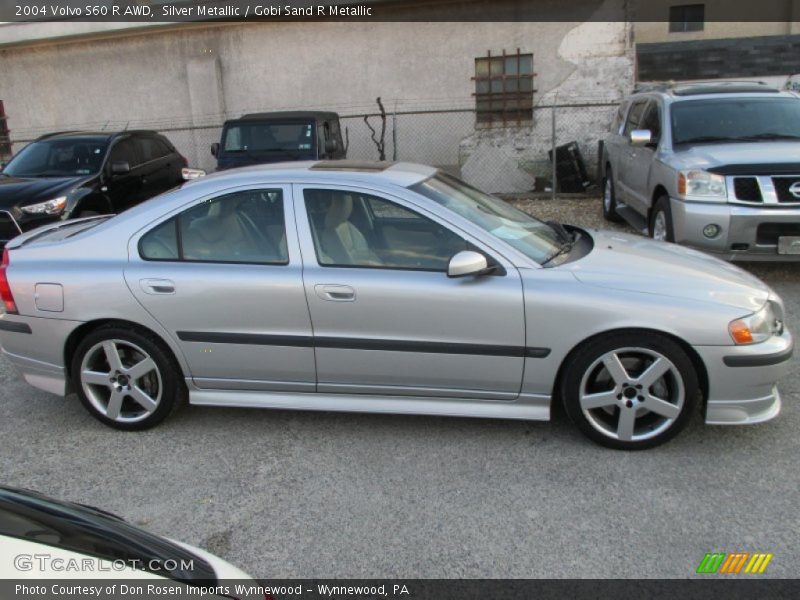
[649,196,674,242]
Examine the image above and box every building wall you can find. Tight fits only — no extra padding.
[0,0,633,191]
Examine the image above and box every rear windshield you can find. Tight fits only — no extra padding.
[222,121,315,154]
[671,97,800,144]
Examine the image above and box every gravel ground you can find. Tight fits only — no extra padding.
[0,197,798,580]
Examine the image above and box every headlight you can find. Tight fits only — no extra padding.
[729,302,784,345]
[678,170,727,200]
[21,196,67,215]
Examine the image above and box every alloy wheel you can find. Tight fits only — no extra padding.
[652,211,668,241]
[578,347,685,442]
[79,339,163,424]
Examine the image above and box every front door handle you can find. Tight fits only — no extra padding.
[315,284,355,302]
[140,278,175,295]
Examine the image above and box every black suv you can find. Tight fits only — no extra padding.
[211,111,346,171]
[0,130,186,246]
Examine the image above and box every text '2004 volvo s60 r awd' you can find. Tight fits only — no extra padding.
[0,161,793,449]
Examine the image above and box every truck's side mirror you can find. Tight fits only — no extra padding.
[210,143,219,157]
[630,129,652,147]
[324,139,339,155]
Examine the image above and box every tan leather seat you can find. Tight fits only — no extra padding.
[319,196,381,265]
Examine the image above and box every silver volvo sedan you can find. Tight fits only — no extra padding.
[0,161,792,450]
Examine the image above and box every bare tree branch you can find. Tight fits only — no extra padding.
[363,97,387,161]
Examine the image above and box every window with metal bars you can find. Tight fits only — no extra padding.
[669,4,705,33]
[473,50,534,127]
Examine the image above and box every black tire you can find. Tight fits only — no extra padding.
[70,325,184,430]
[649,196,674,242]
[561,331,698,450]
[602,169,624,223]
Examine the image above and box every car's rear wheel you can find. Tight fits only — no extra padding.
[71,326,183,430]
[649,196,674,242]
[602,169,623,223]
[561,332,698,450]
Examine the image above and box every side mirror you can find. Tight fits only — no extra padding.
[448,250,490,278]
[0,161,6,171]
[110,161,130,175]
[630,129,652,147]
[324,139,339,155]
[210,143,220,157]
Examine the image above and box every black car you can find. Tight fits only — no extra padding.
[211,111,346,171]
[0,130,187,246]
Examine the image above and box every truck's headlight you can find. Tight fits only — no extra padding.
[729,302,783,345]
[21,196,67,215]
[678,170,727,199]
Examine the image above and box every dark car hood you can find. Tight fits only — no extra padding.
[0,174,85,209]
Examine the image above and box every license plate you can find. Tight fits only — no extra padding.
[778,236,800,255]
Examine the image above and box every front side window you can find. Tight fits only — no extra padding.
[304,189,467,271]
[109,138,139,168]
[640,102,662,141]
[140,189,288,264]
[3,138,108,177]
[411,172,562,265]
[623,100,649,136]
[671,97,800,145]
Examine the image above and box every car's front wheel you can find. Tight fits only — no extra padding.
[561,332,698,450]
[71,325,183,430]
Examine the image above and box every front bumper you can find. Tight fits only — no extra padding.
[670,199,800,261]
[695,331,794,425]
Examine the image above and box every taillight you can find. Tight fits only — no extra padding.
[0,248,17,314]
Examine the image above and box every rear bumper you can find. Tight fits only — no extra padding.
[670,199,800,261]
[695,331,793,425]
[0,313,76,396]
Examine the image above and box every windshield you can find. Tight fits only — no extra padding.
[222,121,315,154]
[3,139,108,177]
[411,172,562,264]
[671,97,800,144]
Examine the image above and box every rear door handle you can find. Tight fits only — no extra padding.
[140,278,175,295]
[315,284,355,302]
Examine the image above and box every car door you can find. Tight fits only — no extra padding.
[134,135,175,200]
[618,98,649,211]
[124,185,316,392]
[104,137,144,212]
[294,184,526,400]
[624,100,661,211]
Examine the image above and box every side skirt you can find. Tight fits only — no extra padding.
[187,384,551,421]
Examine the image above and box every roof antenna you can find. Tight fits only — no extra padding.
[122,122,129,131]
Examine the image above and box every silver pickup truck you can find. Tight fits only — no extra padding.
[601,81,800,261]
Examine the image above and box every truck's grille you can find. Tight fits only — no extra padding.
[0,211,21,244]
[757,223,800,245]
[733,177,763,202]
[772,177,800,203]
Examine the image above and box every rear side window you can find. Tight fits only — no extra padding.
[140,189,288,264]
[611,101,629,133]
[138,137,172,163]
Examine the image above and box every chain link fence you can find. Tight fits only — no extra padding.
[5,97,619,194]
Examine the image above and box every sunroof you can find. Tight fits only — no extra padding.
[310,161,392,172]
